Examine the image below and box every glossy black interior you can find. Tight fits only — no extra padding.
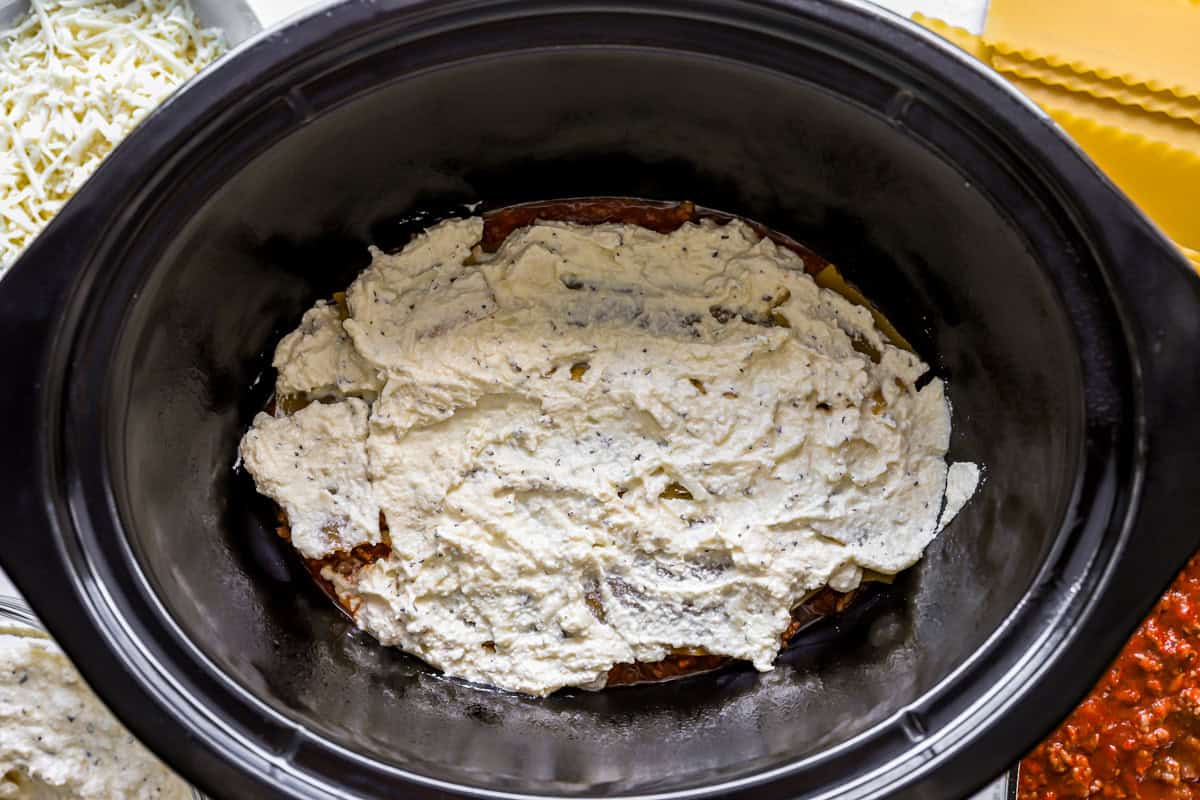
[5,2,1199,799]
[116,44,1076,794]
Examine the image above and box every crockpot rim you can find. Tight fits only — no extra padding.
[0,1,1197,799]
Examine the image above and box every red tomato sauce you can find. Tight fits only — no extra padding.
[1020,555,1200,799]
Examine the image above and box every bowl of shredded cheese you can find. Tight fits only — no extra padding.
[0,0,257,274]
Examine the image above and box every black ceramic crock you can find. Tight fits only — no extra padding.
[1,1,1199,798]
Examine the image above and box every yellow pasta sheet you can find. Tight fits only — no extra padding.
[912,12,1200,268]
[985,0,1200,102]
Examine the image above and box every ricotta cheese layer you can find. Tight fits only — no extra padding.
[241,215,978,696]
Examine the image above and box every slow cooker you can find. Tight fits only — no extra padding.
[1,1,1199,798]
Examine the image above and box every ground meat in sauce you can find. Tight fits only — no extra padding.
[480,198,832,275]
[1020,554,1200,799]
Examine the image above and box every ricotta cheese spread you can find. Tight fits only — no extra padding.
[0,628,191,799]
[240,214,979,696]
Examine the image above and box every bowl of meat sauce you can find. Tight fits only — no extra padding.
[1021,555,1200,799]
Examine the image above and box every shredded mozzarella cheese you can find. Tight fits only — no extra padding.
[0,0,226,273]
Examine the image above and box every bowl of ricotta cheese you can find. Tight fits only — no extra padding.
[0,1,1197,799]
[0,597,203,799]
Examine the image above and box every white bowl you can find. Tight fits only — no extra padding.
[0,0,261,46]
[0,595,209,800]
